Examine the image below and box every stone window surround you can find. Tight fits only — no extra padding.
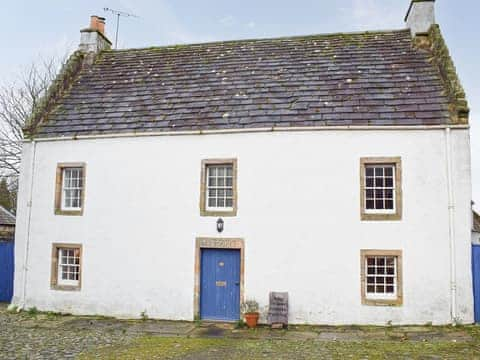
[50,243,83,291]
[193,237,245,320]
[54,162,86,216]
[199,159,238,217]
[360,157,402,221]
[360,249,403,306]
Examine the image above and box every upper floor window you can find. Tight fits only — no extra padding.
[365,164,395,212]
[360,157,402,221]
[207,164,234,209]
[62,168,84,210]
[200,159,237,216]
[55,163,86,216]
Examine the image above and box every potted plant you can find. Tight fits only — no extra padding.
[241,299,260,328]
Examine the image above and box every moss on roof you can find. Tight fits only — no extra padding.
[29,28,460,138]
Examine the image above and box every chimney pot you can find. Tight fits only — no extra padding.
[90,15,106,35]
[405,0,436,36]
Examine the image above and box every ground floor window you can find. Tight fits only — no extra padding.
[51,244,82,291]
[360,250,402,306]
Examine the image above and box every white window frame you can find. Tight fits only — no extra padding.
[364,164,396,215]
[205,164,234,212]
[61,167,84,211]
[364,256,398,301]
[57,247,81,287]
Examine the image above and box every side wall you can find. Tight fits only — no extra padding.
[13,141,34,307]
[13,129,473,325]
[451,130,474,323]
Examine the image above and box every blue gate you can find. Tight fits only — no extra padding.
[0,241,14,303]
[200,248,240,321]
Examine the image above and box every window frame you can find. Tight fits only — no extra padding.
[360,157,402,221]
[205,164,234,212]
[51,243,83,291]
[360,249,403,306]
[54,163,86,216]
[200,159,237,217]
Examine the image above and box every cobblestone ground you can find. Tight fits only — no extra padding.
[1,303,480,359]
[0,307,140,359]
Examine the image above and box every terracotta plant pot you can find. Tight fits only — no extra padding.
[244,312,259,328]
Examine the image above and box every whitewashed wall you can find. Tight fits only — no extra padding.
[13,128,474,325]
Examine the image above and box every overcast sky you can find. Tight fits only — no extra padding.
[1,0,478,210]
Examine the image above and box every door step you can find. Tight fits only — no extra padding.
[198,321,236,330]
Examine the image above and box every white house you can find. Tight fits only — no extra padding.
[13,1,474,325]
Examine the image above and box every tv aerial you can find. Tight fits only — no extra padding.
[103,7,139,49]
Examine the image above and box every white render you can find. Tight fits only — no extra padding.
[79,30,110,53]
[13,128,474,325]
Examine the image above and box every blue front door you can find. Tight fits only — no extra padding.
[200,248,240,321]
[472,245,480,322]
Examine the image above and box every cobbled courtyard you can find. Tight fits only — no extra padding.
[1,304,480,359]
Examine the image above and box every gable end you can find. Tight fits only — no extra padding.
[414,24,469,124]
[24,51,87,138]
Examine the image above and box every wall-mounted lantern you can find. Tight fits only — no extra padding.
[216,218,224,233]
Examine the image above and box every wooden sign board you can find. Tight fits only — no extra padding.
[267,292,288,328]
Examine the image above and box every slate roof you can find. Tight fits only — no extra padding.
[0,205,15,226]
[36,29,451,138]
[474,211,480,233]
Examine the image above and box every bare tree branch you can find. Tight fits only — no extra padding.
[0,56,64,200]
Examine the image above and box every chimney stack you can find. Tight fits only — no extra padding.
[79,15,112,53]
[405,0,436,36]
